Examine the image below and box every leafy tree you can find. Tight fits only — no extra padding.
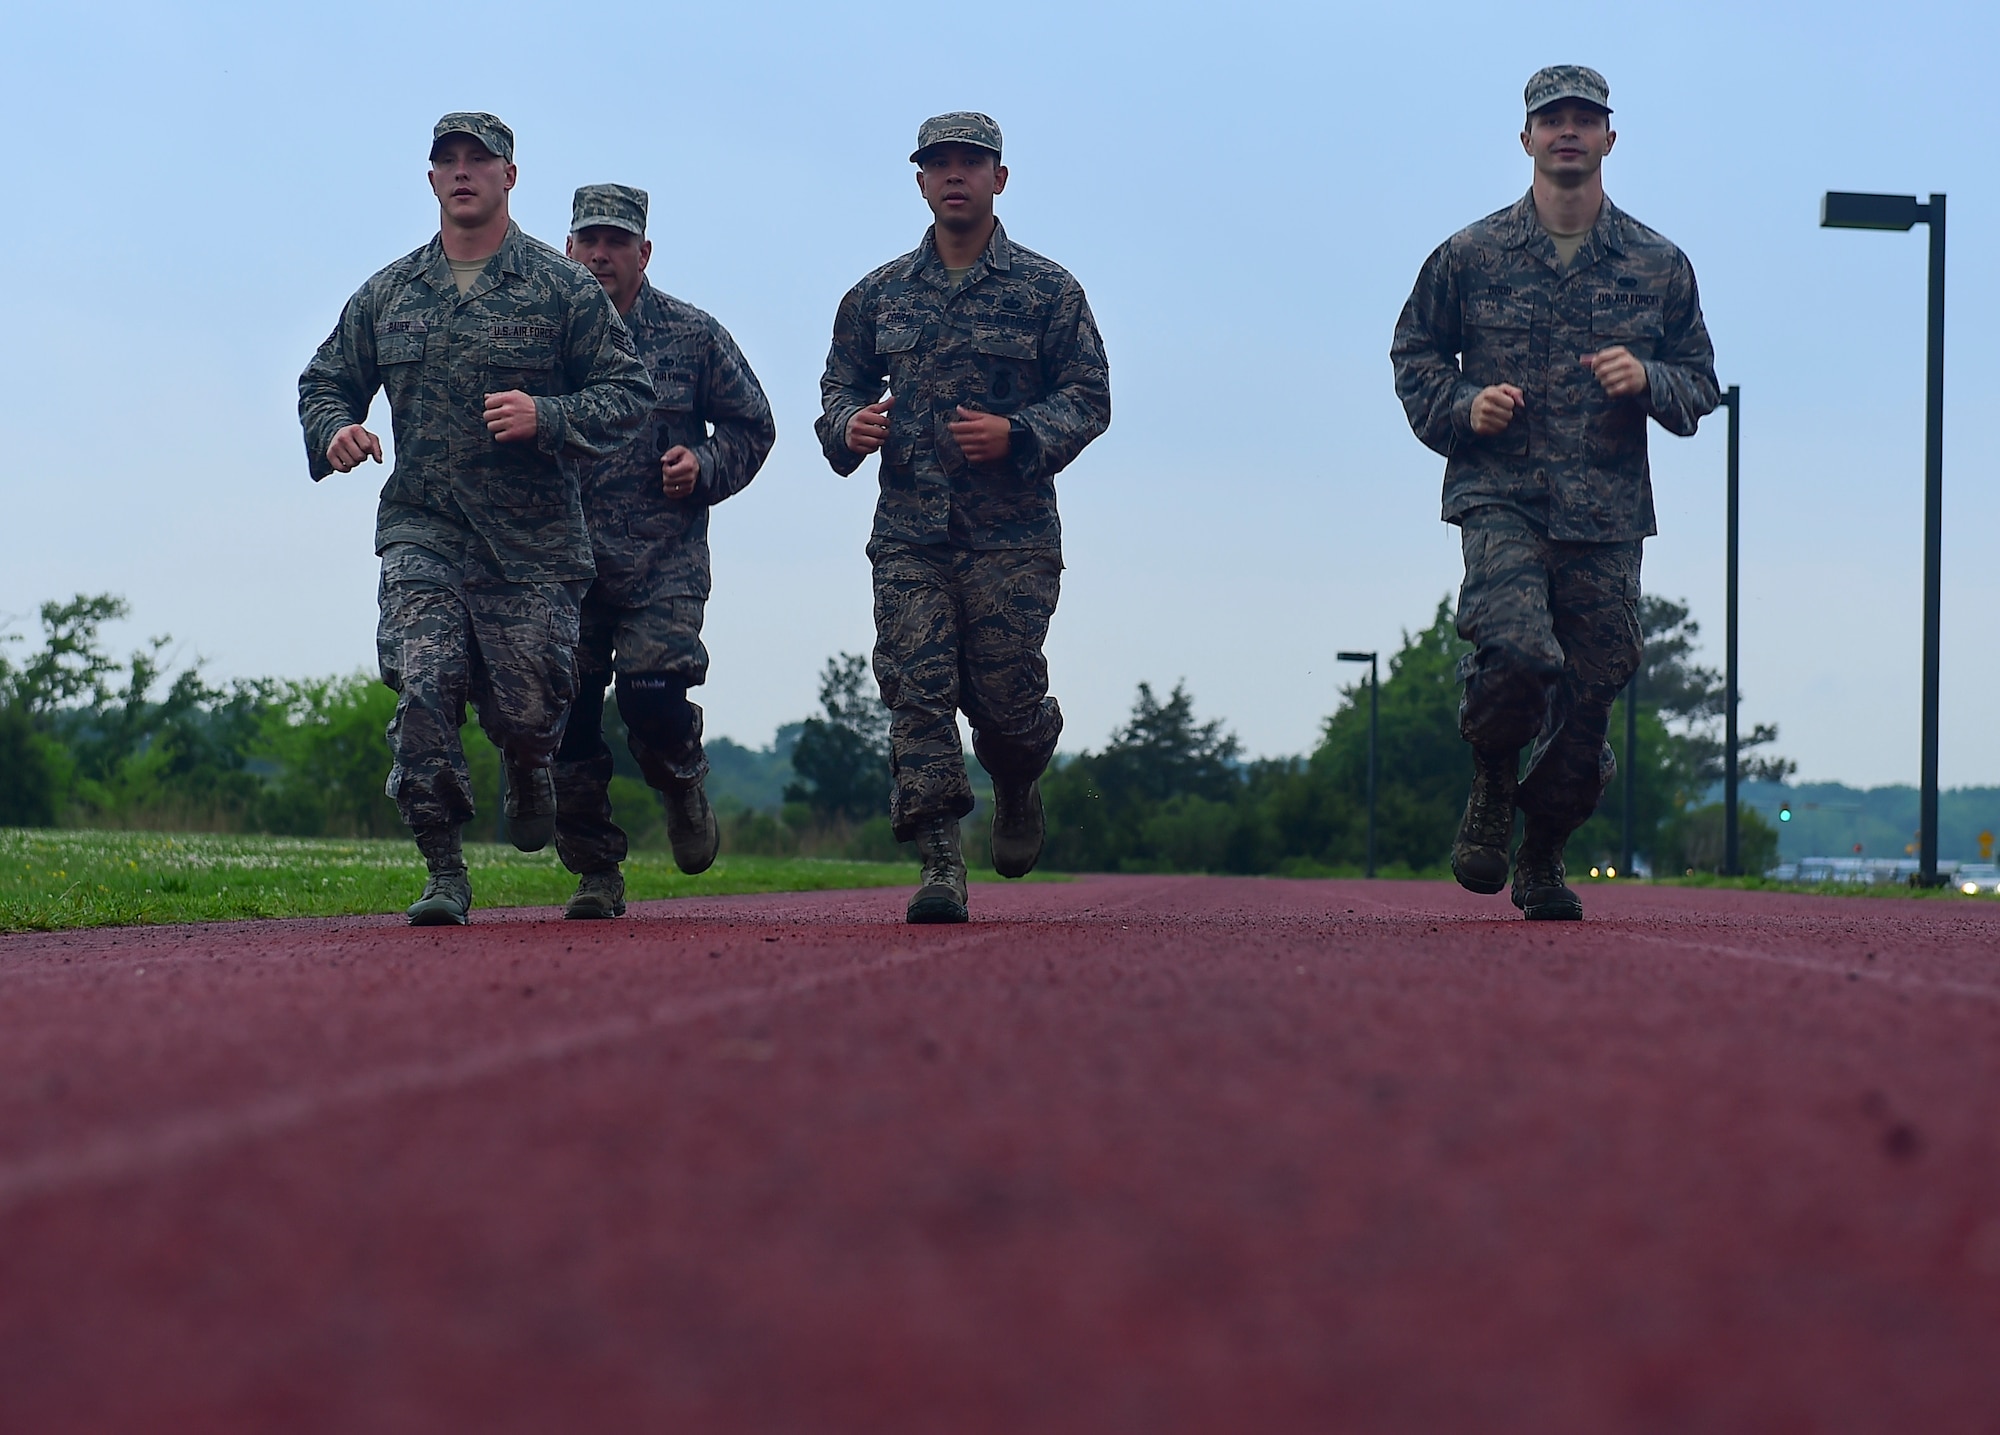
[1267,600,1474,871]
[0,702,60,826]
[1635,595,1794,788]
[1043,681,1258,871]
[253,675,402,837]
[785,653,891,822]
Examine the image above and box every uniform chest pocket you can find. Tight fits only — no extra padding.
[1461,293,1535,393]
[1464,293,1535,339]
[489,343,557,371]
[377,333,425,366]
[1592,293,1665,354]
[969,330,1040,408]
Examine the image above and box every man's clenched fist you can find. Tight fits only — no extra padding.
[1581,347,1648,400]
[1470,384,1525,436]
[846,396,894,455]
[326,424,384,472]
[948,405,1012,465]
[662,445,700,499]
[484,389,539,443]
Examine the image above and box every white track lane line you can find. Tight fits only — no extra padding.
[0,928,1023,1213]
[1619,929,2000,1003]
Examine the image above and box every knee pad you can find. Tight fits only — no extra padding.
[616,671,697,749]
[556,677,609,762]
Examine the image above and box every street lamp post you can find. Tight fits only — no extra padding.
[1721,384,1741,876]
[1622,665,1637,877]
[1821,190,1947,885]
[1337,650,1378,878]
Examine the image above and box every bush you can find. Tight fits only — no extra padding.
[1656,802,1780,876]
[0,704,60,827]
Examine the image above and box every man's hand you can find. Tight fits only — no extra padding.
[1469,384,1525,436]
[484,390,539,443]
[662,445,700,499]
[326,424,384,472]
[846,396,894,455]
[1581,347,1648,400]
[949,405,1012,465]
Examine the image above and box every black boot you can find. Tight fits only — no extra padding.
[1452,747,1518,895]
[504,763,557,853]
[907,817,969,924]
[408,825,472,926]
[990,776,1045,879]
[1512,815,1584,921]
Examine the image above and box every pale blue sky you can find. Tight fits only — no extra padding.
[2,0,1995,785]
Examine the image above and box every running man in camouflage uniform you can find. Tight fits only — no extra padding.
[554,184,776,919]
[1391,67,1718,919]
[817,112,1111,924]
[299,113,654,925]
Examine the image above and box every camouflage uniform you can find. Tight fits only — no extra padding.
[299,211,654,833]
[817,218,1110,839]
[553,207,775,874]
[1391,187,1717,830]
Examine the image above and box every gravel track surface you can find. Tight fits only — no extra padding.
[3,876,1998,1433]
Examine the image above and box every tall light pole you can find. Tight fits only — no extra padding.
[1821,190,1947,885]
[1721,384,1741,876]
[1337,650,1378,878]
[1622,665,1637,877]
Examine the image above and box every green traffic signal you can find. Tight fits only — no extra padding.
[1779,804,1792,823]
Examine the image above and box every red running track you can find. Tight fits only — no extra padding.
[3,876,1998,1433]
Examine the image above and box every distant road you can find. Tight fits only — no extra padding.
[3,878,1996,1432]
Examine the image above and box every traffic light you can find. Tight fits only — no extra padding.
[1779,803,1792,823]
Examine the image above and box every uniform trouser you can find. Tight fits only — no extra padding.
[553,587,709,874]
[870,541,1064,842]
[376,542,582,833]
[1453,508,1643,837]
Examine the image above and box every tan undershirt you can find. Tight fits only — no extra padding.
[448,255,491,294]
[943,264,975,289]
[1545,226,1590,268]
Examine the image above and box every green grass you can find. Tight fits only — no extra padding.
[0,828,935,933]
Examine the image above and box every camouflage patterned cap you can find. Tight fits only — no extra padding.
[1524,65,1611,115]
[570,183,648,236]
[430,111,515,162]
[910,111,1003,163]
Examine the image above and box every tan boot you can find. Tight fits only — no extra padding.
[907,817,969,924]
[408,825,471,926]
[504,763,557,853]
[661,778,720,875]
[990,777,1046,879]
[564,867,626,920]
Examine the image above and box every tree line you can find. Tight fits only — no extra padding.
[3,591,1784,875]
[778,596,1790,877]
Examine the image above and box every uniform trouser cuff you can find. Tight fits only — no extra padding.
[552,750,627,874]
[629,729,709,791]
[971,698,1063,782]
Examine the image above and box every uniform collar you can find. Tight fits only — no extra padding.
[904,218,1014,285]
[1505,188,1629,270]
[419,219,529,298]
[625,276,666,329]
